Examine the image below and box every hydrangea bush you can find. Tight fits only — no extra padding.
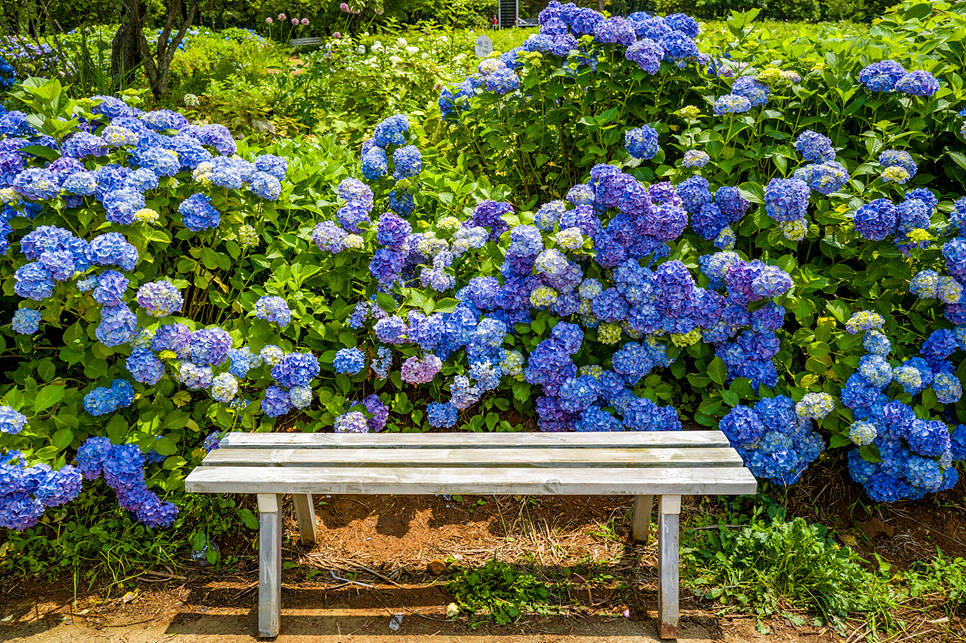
[0,78,330,530]
[3,1,966,536]
[316,1,966,503]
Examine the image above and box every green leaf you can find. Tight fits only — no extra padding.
[33,384,65,414]
[826,300,851,324]
[153,437,179,456]
[199,247,221,270]
[52,428,73,450]
[239,508,259,530]
[829,434,852,448]
[707,357,728,387]
[737,181,764,205]
[902,2,933,19]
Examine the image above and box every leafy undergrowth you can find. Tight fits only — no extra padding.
[683,498,966,637]
[444,557,551,628]
[0,486,247,593]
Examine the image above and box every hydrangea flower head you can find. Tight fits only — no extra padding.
[334,347,366,375]
[846,310,884,334]
[0,406,27,435]
[795,392,835,420]
[12,308,41,334]
[858,60,906,92]
[254,295,291,326]
[136,280,183,317]
[625,125,660,160]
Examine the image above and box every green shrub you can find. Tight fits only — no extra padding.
[168,30,281,98]
[767,0,822,22]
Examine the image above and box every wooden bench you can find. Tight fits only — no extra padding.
[184,431,756,639]
[289,37,322,47]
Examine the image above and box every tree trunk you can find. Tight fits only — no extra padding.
[111,1,143,85]
[597,0,605,12]
[113,0,200,102]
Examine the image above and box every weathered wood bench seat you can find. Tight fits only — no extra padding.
[184,431,756,639]
[288,37,322,47]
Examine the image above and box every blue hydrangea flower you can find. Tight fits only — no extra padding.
[427,401,458,428]
[764,178,809,222]
[795,130,835,163]
[895,70,939,96]
[334,347,366,375]
[87,233,138,271]
[625,38,663,74]
[179,193,220,231]
[250,171,281,201]
[854,199,898,241]
[182,328,228,367]
[254,295,291,326]
[625,125,660,160]
[11,308,41,334]
[254,154,288,181]
[373,114,409,147]
[136,280,183,317]
[273,352,320,388]
[84,386,118,416]
[878,150,917,178]
[126,348,165,385]
[180,362,213,390]
[713,94,751,115]
[334,410,369,433]
[0,406,27,435]
[392,145,422,180]
[858,60,906,92]
[262,385,293,417]
[96,304,138,347]
[732,76,769,107]
[288,385,312,409]
[682,150,710,168]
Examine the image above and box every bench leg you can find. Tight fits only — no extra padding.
[657,495,681,640]
[257,493,283,638]
[631,494,653,543]
[292,494,317,546]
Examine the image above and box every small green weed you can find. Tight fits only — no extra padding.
[444,558,551,628]
[684,514,894,632]
[896,551,966,609]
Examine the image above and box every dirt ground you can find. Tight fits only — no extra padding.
[2,472,965,643]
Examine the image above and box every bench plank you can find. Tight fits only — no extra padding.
[200,446,744,468]
[186,465,757,496]
[219,431,731,449]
